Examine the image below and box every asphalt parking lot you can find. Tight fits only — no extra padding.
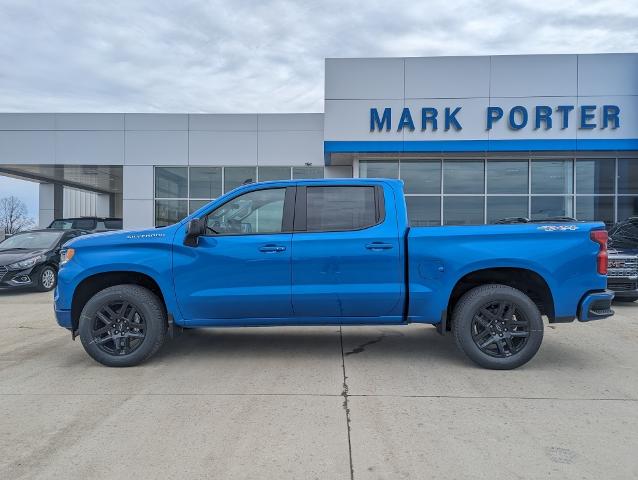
[1,291,637,479]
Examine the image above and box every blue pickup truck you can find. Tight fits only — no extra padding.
[54,179,614,369]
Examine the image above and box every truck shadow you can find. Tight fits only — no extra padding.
[153,326,468,366]
[152,325,592,369]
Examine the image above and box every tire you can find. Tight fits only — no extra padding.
[452,284,544,370]
[78,284,167,367]
[35,265,57,292]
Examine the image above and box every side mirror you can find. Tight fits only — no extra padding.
[184,218,206,247]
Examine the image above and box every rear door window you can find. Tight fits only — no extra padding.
[305,186,378,232]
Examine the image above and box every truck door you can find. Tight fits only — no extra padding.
[291,184,403,321]
[172,186,295,323]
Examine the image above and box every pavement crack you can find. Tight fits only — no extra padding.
[339,326,355,480]
[345,334,385,356]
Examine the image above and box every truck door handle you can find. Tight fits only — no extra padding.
[259,245,286,253]
[366,242,393,251]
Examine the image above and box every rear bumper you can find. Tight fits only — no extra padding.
[578,290,615,322]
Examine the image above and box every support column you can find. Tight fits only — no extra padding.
[324,165,353,178]
[38,183,63,227]
[122,165,154,229]
[96,193,110,217]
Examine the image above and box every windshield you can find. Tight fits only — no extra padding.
[609,221,638,249]
[0,231,62,250]
[49,220,74,229]
[49,219,97,230]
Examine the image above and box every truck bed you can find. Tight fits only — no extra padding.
[406,222,607,324]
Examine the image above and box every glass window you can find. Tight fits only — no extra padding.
[292,167,324,179]
[618,197,638,221]
[576,196,615,226]
[189,167,222,199]
[103,219,122,229]
[531,196,573,220]
[576,159,615,194]
[531,160,573,194]
[258,167,291,182]
[443,196,484,225]
[618,159,638,194]
[189,199,211,214]
[224,167,256,193]
[405,196,441,226]
[359,161,399,179]
[74,219,97,230]
[487,160,528,194]
[486,197,529,223]
[306,186,377,231]
[155,167,188,198]
[155,200,188,227]
[49,220,73,229]
[443,160,484,194]
[400,160,441,194]
[206,188,286,234]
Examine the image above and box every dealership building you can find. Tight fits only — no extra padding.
[0,53,637,229]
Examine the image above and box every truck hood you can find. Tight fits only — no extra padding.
[65,225,179,249]
[0,248,49,267]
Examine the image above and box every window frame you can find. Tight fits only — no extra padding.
[200,186,295,237]
[293,184,385,233]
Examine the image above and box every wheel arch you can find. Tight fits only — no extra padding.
[446,267,555,329]
[70,271,167,332]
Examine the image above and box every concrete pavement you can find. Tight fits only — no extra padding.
[1,290,637,479]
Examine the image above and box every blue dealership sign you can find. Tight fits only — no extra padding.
[370,105,621,132]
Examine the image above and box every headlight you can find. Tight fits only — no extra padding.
[60,248,75,267]
[7,255,45,270]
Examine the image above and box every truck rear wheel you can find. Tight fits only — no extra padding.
[452,284,543,370]
[78,284,167,367]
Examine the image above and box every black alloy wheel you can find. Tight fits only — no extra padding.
[79,284,167,367]
[452,284,544,370]
[91,301,146,356]
[470,300,530,358]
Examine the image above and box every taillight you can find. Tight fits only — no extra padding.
[590,230,608,275]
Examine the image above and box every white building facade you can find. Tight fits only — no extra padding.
[0,53,636,229]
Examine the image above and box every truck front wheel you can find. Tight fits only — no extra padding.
[452,284,544,370]
[78,284,167,367]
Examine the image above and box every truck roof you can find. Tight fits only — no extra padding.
[242,178,404,187]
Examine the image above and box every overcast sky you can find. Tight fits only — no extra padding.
[0,0,637,219]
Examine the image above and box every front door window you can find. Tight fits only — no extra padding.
[206,188,286,235]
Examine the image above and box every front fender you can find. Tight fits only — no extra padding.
[55,241,182,324]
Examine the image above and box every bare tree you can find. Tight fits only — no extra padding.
[0,196,35,234]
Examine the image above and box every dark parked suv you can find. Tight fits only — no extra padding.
[48,217,122,232]
[0,229,87,292]
[607,218,638,302]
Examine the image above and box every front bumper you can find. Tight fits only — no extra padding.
[607,277,638,298]
[578,290,615,322]
[54,307,73,329]
[0,265,39,289]
[52,286,73,329]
